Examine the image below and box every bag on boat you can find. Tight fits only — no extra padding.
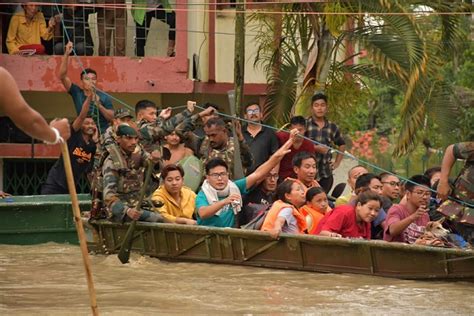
[240,203,271,230]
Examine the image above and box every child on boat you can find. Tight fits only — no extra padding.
[299,187,331,235]
[315,190,382,239]
[261,179,308,238]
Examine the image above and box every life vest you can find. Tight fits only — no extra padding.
[261,200,307,234]
[299,204,325,235]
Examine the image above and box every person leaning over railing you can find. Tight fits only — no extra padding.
[6,2,59,55]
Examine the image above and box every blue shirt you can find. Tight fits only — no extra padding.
[68,83,113,134]
[196,178,248,227]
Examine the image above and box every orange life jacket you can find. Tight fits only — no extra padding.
[299,205,325,235]
[261,200,307,234]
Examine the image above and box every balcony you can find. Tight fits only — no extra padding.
[0,1,268,96]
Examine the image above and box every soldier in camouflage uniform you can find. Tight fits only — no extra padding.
[438,142,474,245]
[102,124,164,222]
[90,108,135,218]
[195,117,253,180]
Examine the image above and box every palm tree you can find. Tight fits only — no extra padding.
[250,0,469,155]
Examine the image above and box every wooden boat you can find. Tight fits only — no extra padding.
[90,220,474,280]
[0,194,91,245]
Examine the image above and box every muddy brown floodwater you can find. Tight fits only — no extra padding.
[0,243,473,315]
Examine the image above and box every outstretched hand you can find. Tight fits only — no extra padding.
[233,120,244,141]
[64,42,73,56]
[274,128,297,157]
[199,106,216,118]
[159,107,172,120]
[437,179,451,201]
[186,101,196,113]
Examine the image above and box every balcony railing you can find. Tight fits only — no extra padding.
[1,1,178,57]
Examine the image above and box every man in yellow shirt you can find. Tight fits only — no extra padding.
[152,164,197,225]
[6,3,57,55]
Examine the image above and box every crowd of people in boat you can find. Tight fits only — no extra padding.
[4,39,471,248]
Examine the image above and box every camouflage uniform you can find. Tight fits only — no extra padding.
[198,136,253,179]
[138,109,197,154]
[102,144,163,222]
[90,110,134,220]
[438,142,474,244]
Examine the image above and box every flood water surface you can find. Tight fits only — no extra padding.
[1,243,473,315]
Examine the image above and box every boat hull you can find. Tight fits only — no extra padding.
[91,220,474,280]
[0,194,91,245]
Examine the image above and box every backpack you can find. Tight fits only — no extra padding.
[240,203,271,230]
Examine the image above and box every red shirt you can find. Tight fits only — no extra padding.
[315,205,371,239]
[276,131,316,180]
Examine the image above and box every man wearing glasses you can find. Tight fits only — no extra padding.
[240,166,280,226]
[383,175,431,244]
[242,103,279,174]
[195,132,296,228]
[380,172,401,210]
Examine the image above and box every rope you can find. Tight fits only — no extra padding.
[53,1,136,129]
[18,2,472,209]
[193,104,474,209]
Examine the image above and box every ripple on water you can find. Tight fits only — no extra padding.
[0,244,473,315]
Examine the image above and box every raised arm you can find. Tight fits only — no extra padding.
[0,67,70,142]
[245,129,296,189]
[72,94,92,132]
[59,42,73,91]
[437,144,455,201]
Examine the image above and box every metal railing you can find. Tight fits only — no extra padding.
[2,159,90,196]
[1,2,176,57]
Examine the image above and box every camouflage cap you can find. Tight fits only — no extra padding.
[114,108,133,119]
[116,124,138,137]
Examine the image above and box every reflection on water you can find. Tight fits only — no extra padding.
[0,243,473,315]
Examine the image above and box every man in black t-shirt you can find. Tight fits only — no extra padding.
[41,96,97,194]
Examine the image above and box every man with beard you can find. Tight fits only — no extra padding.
[242,103,279,174]
[198,117,253,179]
[102,124,164,223]
[41,94,97,194]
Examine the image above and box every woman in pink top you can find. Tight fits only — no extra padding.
[383,175,431,243]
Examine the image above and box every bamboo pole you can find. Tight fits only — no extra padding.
[234,0,245,117]
[60,143,99,316]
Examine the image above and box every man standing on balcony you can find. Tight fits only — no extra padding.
[96,0,126,56]
[41,94,97,195]
[59,42,114,134]
[305,93,346,194]
[132,0,176,57]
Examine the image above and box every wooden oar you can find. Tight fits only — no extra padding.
[60,143,99,316]
[117,159,153,264]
